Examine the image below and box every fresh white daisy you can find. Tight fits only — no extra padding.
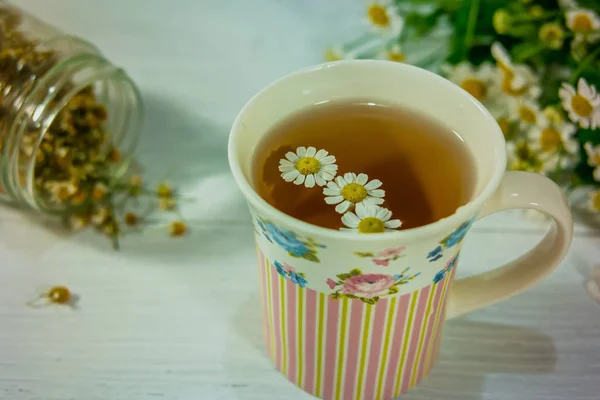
[558,0,578,10]
[588,190,600,212]
[365,0,404,38]
[279,146,338,188]
[508,99,545,129]
[491,42,542,100]
[584,142,600,181]
[506,140,545,173]
[559,78,600,130]
[528,121,579,173]
[341,203,402,233]
[566,9,600,43]
[324,172,385,213]
[377,44,406,63]
[441,62,499,106]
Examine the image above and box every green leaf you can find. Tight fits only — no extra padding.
[331,292,340,300]
[360,297,377,305]
[349,268,363,276]
[388,286,399,295]
[512,42,546,63]
[303,252,320,263]
[336,273,352,280]
[289,253,301,259]
[354,252,374,258]
[344,294,358,299]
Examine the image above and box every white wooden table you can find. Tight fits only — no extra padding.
[1,1,599,399]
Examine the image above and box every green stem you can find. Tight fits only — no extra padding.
[512,11,561,22]
[571,45,600,84]
[463,0,480,60]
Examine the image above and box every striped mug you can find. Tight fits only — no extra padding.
[228,60,573,400]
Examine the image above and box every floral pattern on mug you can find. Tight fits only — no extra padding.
[257,217,325,262]
[433,252,459,284]
[327,267,420,305]
[354,246,406,267]
[274,260,308,288]
[427,215,476,262]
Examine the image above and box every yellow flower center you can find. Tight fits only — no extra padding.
[368,4,390,27]
[592,192,600,211]
[295,157,321,175]
[594,154,600,165]
[571,94,593,117]
[324,48,342,62]
[529,5,544,17]
[540,128,563,152]
[539,24,564,49]
[496,117,511,138]
[460,78,487,101]
[513,142,543,172]
[518,105,537,124]
[501,75,528,96]
[492,10,511,34]
[358,217,385,234]
[572,14,593,32]
[387,51,405,62]
[341,183,368,203]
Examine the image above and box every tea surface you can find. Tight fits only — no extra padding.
[252,100,475,230]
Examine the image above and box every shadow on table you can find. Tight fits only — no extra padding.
[225,296,557,400]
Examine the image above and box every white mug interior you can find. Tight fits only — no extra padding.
[228,60,507,242]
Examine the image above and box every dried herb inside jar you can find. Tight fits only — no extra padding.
[0,6,188,248]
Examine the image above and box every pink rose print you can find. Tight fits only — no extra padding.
[341,274,396,299]
[327,267,420,304]
[377,247,405,258]
[373,259,390,267]
[355,247,406,267]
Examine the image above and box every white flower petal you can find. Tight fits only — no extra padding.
[326,181,341,191]
[315,149,328,160]
[356,173,369,185]
[341,212,360,228]
[364,179,382,190]
[336,176,348,187]
[306,146,317,157]
[364,197,385,206]
[385,219,402,229]
[325,195,344,205]
[296,146,307,157]
[355,203,369,219]
[285,152,299,162]
[323,187,341,196]
[314,174,326,187]
[319,171,336,181]
[282,170,299,182]
[293,174,305,185]
[578,78,590,95]
[280,159,295,167]
[368,189,385,198]
[279,165,297,173]
[376,207,392,222]
[320,155,336,165]
[305,174,316,188]
[344,172,356,183]
[321,164,338,172]
[594,167,600,182]
[335,200,352,214]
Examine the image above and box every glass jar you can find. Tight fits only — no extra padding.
[0,1,142,214]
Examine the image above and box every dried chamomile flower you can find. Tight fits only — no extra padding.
[169,221,187,237]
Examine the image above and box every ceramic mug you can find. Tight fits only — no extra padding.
[228,60,573,400]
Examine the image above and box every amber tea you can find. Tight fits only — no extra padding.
[252,100,475,231]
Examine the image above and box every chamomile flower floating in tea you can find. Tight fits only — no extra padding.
[279,146,338,188]
[341,204,402,233]
[584,143,600,181]
[559,78,600,130]
[324,172,385,214]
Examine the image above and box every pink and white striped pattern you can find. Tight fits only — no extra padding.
[257,249,456,400]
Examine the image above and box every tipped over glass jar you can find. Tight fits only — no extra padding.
[0,1,142,216]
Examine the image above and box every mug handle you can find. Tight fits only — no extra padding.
[446,171,573,319]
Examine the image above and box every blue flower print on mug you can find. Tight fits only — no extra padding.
[433,252,460,284]
[273,260,308,288]
[257,217,325,262]
[427,215,476,262]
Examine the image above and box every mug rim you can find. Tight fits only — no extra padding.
[228,60,507,242]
